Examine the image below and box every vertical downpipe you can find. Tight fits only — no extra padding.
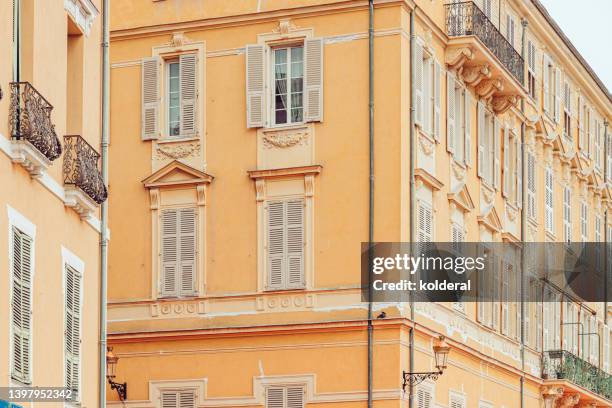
[367,1,374,407]
[408,8,415,408]
[12,0,20,82]
[519,17,528,408]
[605,119,609,325]
[99,0,110,406]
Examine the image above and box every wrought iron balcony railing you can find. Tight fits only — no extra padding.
[9,82,62,161]
[543,350,612,401]
[63,135,108,204]
[445,1,524,84]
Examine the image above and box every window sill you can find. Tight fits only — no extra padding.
[263,287,307,294]
[157,135,200,144]
[263,122,308,132]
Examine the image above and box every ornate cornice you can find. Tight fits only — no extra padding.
[64,0,98,36]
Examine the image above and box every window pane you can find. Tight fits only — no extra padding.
[275,109,287,124]
[167,62,180,136]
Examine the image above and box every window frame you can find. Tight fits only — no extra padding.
[165,59,181,138]
[270,43,305,127]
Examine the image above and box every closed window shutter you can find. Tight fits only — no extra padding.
[501,263,509,335]
[414,41,424,127]
[179,208,197,296]
[447,71,455,154]
[11,227,32,384]
[493,117,500,189]
[246,44,265,128]
[417,204,433,243]
[578,96,584,149]
[160,208,197,297]
[161,392,178,408]
[433,60,441,141]
[423,58,432,136]
[527,152,536,219]
[554,68,561,122]
[563,187,571,243]
[65,265,81,397]
[604,325,610,373]
[450,395,465,408]
[502,126,509,197]
[515,137,522,208]
[304,38,324,122]
[492,257,499,329]
[267,200,305,290]
[416,387,432,408]
[543,55,550,114]
[286,200,304,288]
[161,209,179,297]
[266,386,304,408]
[477,101,485,177]
[179,54,197,136]
[179,391,196,408]
[142,57,160,140]
[464,90,472,166]
[545,168,553,233]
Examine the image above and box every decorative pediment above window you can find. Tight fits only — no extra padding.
[447,183,475,213]
[64,0,98,36]
[477,205,502,233]
[142,160,214,189]
[414,168,444,191]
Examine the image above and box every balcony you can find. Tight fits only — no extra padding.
[9,82,62,176]
[445,2,525,114]
[63,135,107,218]
[542,350,612,405]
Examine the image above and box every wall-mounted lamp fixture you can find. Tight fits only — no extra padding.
[402,335,451,391]
[106,346,128,401]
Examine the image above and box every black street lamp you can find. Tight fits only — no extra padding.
[402,335,451,391]
[106,346,128,401]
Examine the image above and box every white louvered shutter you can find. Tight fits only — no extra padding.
[161,392,178,408]
[527,152,536,219]
[477,101,485,177]
[179,54,197,136]
[246,44,265,128]
[267,388,284,408]
[65,265,81,397]
[304,38,324,122]
[11,227,32,384]
[416,387,432,408]
[287,387,304,408]
[433,60,441,141]
[501,263,509,334]
[267,201,285,289]
[516,136,522,208]
[179,208,197,296]
[142,57,160,140]
[578,95,584,149]
[464,90,472,166]
[545,168,553,233]
[446,71,456,154]
[492,258,500,329]
[179,391,196,408]
[161,209,179,297]
[450,395,465,408]
[423,58,432,136]
[554,68,561,123]
[417,204,433,243]
[564,187,571,244]
[543,55,550,114]
[493,117,500,189]
[286,200,304,288]
[502,125,509,197]
[414,41,424,127]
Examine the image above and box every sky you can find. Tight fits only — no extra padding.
[538,0,612,93]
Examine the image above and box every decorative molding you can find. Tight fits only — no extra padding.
[414,168,444,191]
[418,134,434,156]
[64,185,98,219]
[491,95,518,114]
[475,78,504,101]
[11,139,52,178]
[149,188,160,210]
[196,185,206,206]
[143,160,214,189]
[150,300,207,318]
[541,386,563,408]
[255,179,266,202]
[64,0,98,36]
[274,18,299,35]
[557,394,580,408]
[262,127,309,149]
[154,141,201,160]
[255,294,315,311]
[446,47,474,73]
[462,64,491,87]
[248,165,322,180]
[169,32,191,47]
[451,160,466,181]
[304,175,315,198]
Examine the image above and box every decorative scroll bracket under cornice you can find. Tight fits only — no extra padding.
[491,95,518,115]
[462,64,491,87]
[446,47,474,75]
[64,0,98,36]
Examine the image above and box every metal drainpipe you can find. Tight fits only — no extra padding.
[367,1,374,407]
[605,119,609,325]
[408,8,415,408]
[13,0,20,82]
[519,17,528,408]
[99,0,110,406]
